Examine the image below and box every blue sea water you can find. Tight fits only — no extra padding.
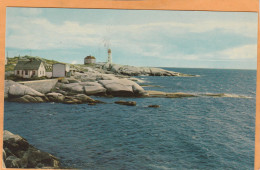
[4,68,256,169]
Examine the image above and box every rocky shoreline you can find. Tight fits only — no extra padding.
[4,67,250,105]
[102,63,196,77]
[3,130,61,169]
[4,65,198,104]
[3,65,252,169]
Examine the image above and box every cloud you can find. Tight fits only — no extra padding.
[71,60,78,64]
[6,17,105,50]
[219,44,257,59]
[6,10,257,50]
[5,9,258,69]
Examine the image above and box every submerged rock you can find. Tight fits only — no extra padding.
[166,92,197,98]
[146,91,166,97]
[115,100,137,106]
[146,91,197,98]
[148,105,160,108]
[203,93,251,98]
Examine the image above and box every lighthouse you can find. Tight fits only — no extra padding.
[107,48,112,64]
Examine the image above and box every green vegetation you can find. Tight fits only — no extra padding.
[83,63,96,67]
[5,64,15,72]
[5,55,61,71]
[5,74,49,81]
[5,55,100,76]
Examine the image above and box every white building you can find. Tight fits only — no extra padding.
[14,58,46,78]
[52,63,70,77]
[107,48,112,64]
[84,55,96,64]
[45,65,53,78]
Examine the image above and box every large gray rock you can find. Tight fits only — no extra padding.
[62,94,98,104]
[82,82,107,95]
[74,94,95,103]
[8,95,46,103]
[99,79,146,97]
[98,78,146,97]
[3,130,61,169]
[98,79,134,97]
[108,64,195,77]
[4,80,14,99]
[5,156,21,168]
[60,83,84,93]
[19,79,58,94]
[74,72,102,82]
[100,74,118,80]
[3,149,6,162]
[3,130,30,154]
[110,65,142,76]
[5,80,44,97]
[46,92,65,103]
[21,95,44,103]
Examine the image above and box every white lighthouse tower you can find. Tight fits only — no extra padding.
[107,48,112,64]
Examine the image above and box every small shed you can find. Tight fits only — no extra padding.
[52,63,70,78]
[84,56,96,64]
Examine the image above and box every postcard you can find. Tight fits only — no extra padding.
[1,2,259,170]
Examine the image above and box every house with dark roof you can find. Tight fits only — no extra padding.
[84,55,96,64]
[14,58,46,78]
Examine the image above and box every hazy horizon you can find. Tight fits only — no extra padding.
[5,8,258,69]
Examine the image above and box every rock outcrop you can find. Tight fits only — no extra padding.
[5,80,47,103]
[19,79,58,94]
[5,80,44,98]
[4,80,104,104]
[3,130,61,169]
[46,92,65,103]
[108,64,196,77]
[98,78,146,97]
[60,83,85,94]
[81,82,107,96]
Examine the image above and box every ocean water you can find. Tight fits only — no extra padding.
[4,68,256,169]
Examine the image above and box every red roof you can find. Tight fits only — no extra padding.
[85,56,96,59]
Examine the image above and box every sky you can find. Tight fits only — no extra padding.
[5,8,258,69]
